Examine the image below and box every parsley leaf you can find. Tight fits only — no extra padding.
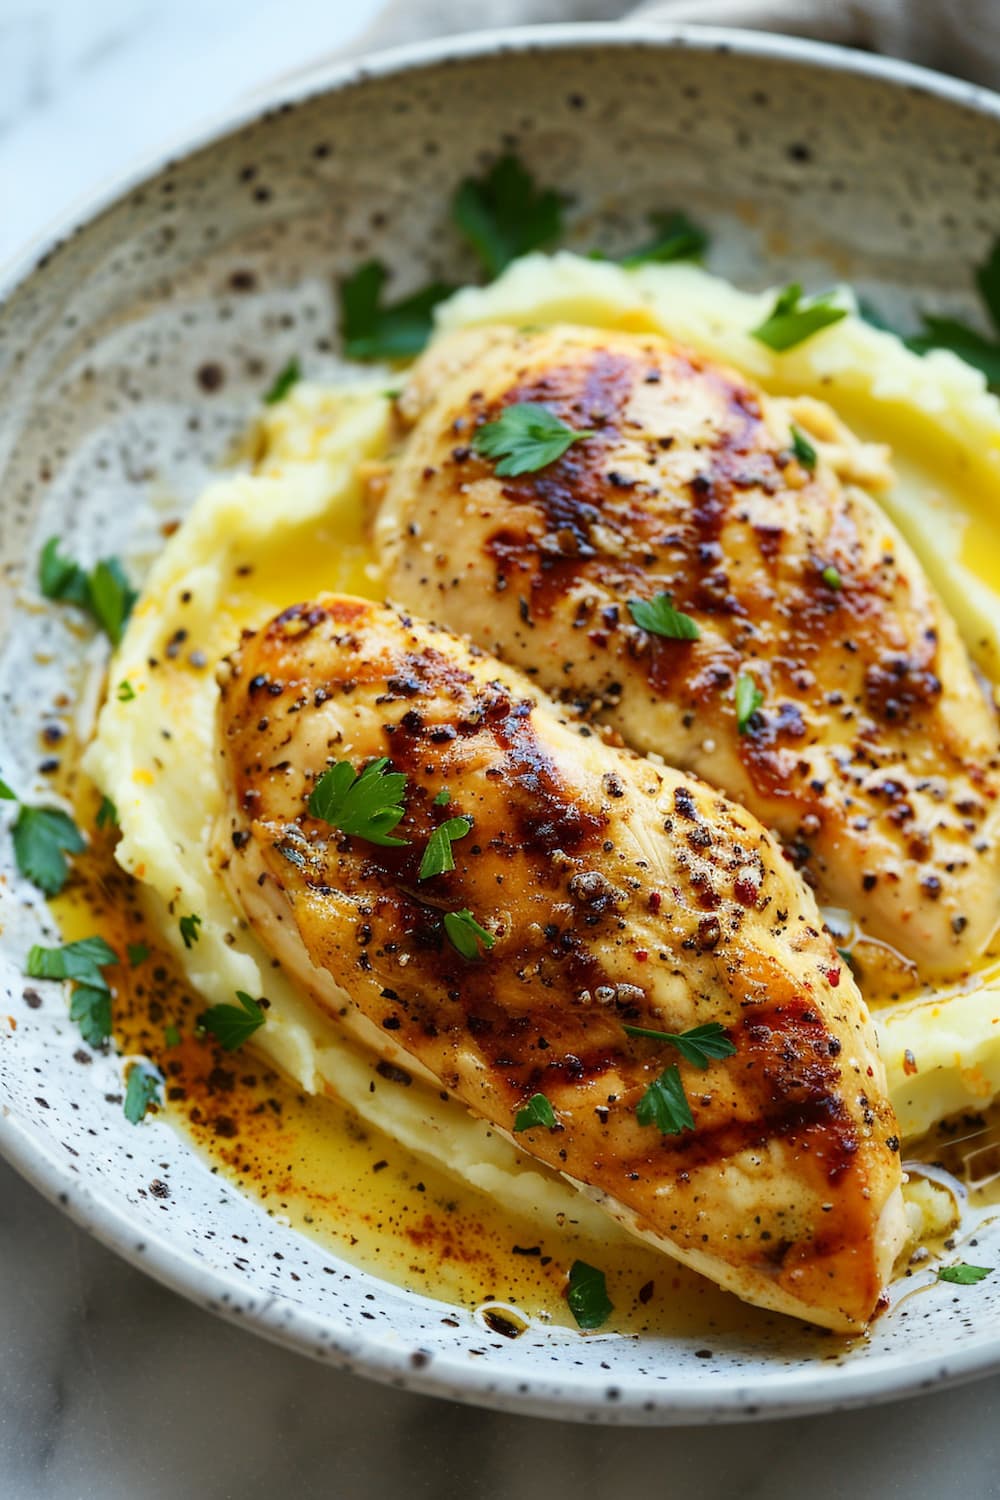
[751,283,847,351]
[178,913,202,949]
[95,795,118,830]
[636,1064,695,1135]
[443,907,495,960]
[735,671,764,735]
[264,356,301,405]
[937,1263,993,1285]
[127,942,149,967]
[433,788,451,806]
[308,757,409,847]
[27,935,118,988]
[452,154,563,277]
[821,564,842,590]
[27,936,118,1047]
[627,592,700,641]
[124,1063,161,1124]
[566,1260,613,1331]
[117,679,136,703]
[38,538,90,608]
[418,816,471,880]
[71,985,113,1048]
[0,777,16,801]
[164,1022,181,1048]
[623,1020,736,1070]
[12,804,85,895]
[790,423,817,469]
[618,210,708,269]
[199,990,266,1051]
[89,559,137,647]
[39,539,137,646]
[473,403,593,477]
[339,260,453,360]
[513,1092,557,1132]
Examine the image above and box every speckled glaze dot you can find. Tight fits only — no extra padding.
[2,25,1000,1426]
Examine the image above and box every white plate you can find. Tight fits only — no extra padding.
[2,23,1000,1423]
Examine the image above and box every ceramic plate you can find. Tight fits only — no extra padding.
[2,24,1000,1423]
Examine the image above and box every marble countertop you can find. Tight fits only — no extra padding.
[3,3,1000,1495]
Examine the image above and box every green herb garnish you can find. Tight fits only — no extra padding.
[418,816,471,880]
[264,356,301,405]
[790,423,817,469]
[443,907,495,960]
[117,679,136,703]
[199,990,266,1051]
[433,788,451,806]
[623,1020,735,1069]
[38,538,137,646]
[0,778,16,801]
[566,1260,613,1331]
[339,260,454,360]
[618,210,708,268]
[627,592,700,641]
[12,803,85,896]
[27,935,119,1047]
[820,564,842,590]
[127,943,149,967]
[513,1092,557,1132]
[27,935,118,988]
[95,795,118,830]
[937,1263,993,1285]
[178,913,202,949]
[123,1063,161,1124]
[472,403,593,477]
[735,671,764,735]
[751,283,847,351]
[164,1023,181,1049]
[308,757,409,847]
[452,153,563,277]
[635,1063,695,1136]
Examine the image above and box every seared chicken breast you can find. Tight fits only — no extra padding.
[376,324,1000,980]
[216,594,905,1331]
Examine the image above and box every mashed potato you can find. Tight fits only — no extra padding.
[84,253,1000,1184]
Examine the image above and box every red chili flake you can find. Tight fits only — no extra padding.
[903,1048,919,1076]
[648,892,662,913]
[827,967,840,987]
[634,949,649,963]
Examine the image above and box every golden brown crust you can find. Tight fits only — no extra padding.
[377,324,1000,982]
[216,594,905,1331]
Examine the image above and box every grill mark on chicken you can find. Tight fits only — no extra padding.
[215,593,905,1331]
[378,323,1000,979]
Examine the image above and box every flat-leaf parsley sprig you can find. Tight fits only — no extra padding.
[451,153,564,278]
[751,283,848,352]
[199,991,267,1051]
[473,403,594,477]
[39,538,137,647]
[419,816,472,880]
[308,757,409,847]
[623,1020,736,1069]
[26,935,119,1048]
[1,776,85,897]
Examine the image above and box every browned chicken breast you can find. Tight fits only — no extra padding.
[215,594,905,1332]
[375,324,1000,981]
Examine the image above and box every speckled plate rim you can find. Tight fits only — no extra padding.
[3,21,1000,1425]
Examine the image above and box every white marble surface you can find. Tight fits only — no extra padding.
[4,2,1000,1494]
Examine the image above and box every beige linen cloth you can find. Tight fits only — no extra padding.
[342,1,1000,86]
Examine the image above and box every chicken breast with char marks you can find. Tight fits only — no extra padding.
[375,324,1000,981]
[215,594,905,1332]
